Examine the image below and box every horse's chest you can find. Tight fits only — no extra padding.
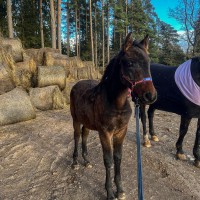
[103,109,132,131]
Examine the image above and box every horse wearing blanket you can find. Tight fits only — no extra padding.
[139,57,200,168]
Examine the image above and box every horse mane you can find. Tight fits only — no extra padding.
[91,53,122,98]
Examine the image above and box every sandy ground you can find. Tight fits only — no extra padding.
[1,105,200,200]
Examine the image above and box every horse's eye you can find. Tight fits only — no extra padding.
[128,61,133,67]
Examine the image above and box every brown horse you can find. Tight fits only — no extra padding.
[70,33,157,200]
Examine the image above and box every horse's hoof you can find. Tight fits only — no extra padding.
[151,135,159,142]
[71,164,79,170]
[117,192,126,200]
[85,162,93,168]
[194,160,200,168]
[176,153,187,160]
[143,140,151,148]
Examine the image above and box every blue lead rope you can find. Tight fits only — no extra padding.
[135,99,144,200]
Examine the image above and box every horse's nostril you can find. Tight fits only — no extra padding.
[143,92,153,101]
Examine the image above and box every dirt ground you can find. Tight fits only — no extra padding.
[1,105,200,200]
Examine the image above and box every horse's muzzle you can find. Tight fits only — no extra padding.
[131,81,157,104]
[142,91,157,104]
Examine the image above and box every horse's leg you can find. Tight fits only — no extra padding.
[140,104,151,147]
[148,106,159,142]
[81,126,92,168]
[72,121,81,170]
[99,132,116,200]
[176,116,191,160]
[113,129,126,200]
[193,118,200,168]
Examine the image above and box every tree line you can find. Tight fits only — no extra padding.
[0,0,200,68]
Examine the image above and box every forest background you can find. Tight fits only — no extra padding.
[0,0,200,70]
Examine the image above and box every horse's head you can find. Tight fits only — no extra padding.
[120,32,157,104]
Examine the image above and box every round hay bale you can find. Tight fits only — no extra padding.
[0,63,15,94]
[0,87,36,126]
[77,66,89,80]
[0,38,23,62]
[13,62,33,90]
[37,66,66,90]
[29,85,65,111]
[62,81,76,104]
[68,67,78,80]
[0,47,16,71]
[24,47,60,66]
[44,52,70,67]
[68,56,84,68]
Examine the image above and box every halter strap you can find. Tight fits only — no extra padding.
[122,75,152,91]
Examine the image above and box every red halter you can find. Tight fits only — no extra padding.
[122,74,152,91]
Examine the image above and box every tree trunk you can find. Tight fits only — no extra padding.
[57,0,62,52]
[50,0,56,49]
[66,2,70,56]
[79,6,81,57]
[75,3,79,56]
[94,4,98,68]
[7,0,14,38]
[125,0,128,35]
[40,0,44,48]
[107,1,110,63]
[102,0,105,71]
[89,0,94,66]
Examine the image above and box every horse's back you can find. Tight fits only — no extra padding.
[150,62,200,117]
[150,63,177,87]
[71,80,99,95]
[149,63,185,115]
[70,79,100,128]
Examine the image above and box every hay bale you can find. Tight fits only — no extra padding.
[0,63,15,94]
[68,56,84,68]
[0,38,23,62]
[62,81,76,104]
[68,67,78,80]
[29,85,65,110]
[13,62,33,90]
[37,66,66,90]
[0,47,16,71]
[44,52,70,67]
[77,66,89,79]
[0,87,36,126]
[24,47,60,66]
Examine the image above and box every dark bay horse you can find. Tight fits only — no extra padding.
[139,57,200,168]
[70,33,157,200]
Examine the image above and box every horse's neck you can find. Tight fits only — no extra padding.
[191,57,200,86]
[114,89,130,109]
[106,80,129,110]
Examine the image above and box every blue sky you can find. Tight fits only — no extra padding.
[151,0,182,30]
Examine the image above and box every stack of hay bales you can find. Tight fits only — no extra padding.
[0,36,102,126]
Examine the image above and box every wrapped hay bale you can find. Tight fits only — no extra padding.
[38,66,66,90]
[29,85,65,110]
[44,52,70,67]
[0,63,15,94]
[62,81,76,104]
[24,47,60,66]
[0,87,36,126]
[0,38,23,62]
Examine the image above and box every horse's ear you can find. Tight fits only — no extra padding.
[140,34,149,52]
[123,32,133,52]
